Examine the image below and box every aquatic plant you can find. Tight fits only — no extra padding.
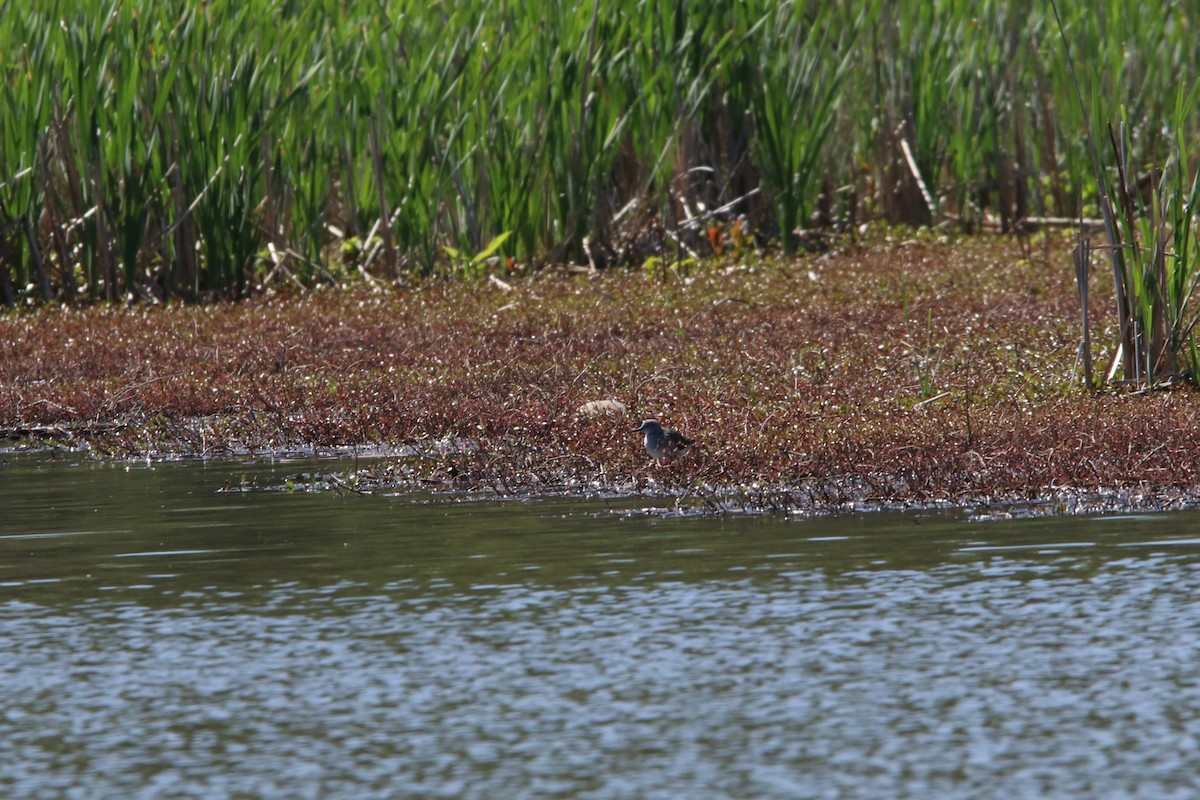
[7,234,1200,512]
[1,0,1199,302]
[1050,0,1200,387]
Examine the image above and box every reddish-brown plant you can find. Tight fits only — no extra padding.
[4,234,1200,512]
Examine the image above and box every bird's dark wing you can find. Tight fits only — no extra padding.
[665,429,694,447]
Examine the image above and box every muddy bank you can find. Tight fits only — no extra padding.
[4,233,1200,514]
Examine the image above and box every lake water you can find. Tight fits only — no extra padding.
[2,453,1200,799]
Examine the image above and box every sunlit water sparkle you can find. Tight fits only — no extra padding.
[2,454,1199,798]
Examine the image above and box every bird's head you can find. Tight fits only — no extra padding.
[632,419,661,434]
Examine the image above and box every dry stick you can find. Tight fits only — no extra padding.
[1106,122,1143,385]
[899,136,936,220]
[0,166,32,193]
[1104,328,1124,383]
[674,186,762,232]
[356,253,386,289]
[358,217,384,272]
[280,246,335,284]
[101,374,177,413]
[162,133,245,240]
[912,391,951,410]
[1022,215,1106,230]
[260,242,304,290]
[663,228,700,261]
[1074,231,1093,387]
[668,199,709,261]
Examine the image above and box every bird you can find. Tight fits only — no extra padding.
[632,419,694,464]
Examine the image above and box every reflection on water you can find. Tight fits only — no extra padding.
[2,453,1200,798]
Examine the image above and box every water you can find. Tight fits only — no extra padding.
[3,453,1200,799]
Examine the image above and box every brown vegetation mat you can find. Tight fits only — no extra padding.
[4,233,1200,513]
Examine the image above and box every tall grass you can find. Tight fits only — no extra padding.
[2,0,1200,303]
[1050,0,1200,387]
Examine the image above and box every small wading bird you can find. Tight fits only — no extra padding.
[632,419,694,464]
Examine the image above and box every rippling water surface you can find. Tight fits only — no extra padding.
[3,454,1200,799]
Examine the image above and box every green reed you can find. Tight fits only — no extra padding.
[3,0,1200,303]
[1100,97,1200,386]
[1049,0,1200,387]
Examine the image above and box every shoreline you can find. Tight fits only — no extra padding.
[5,437,1198,520]
[5,234,1200,516]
